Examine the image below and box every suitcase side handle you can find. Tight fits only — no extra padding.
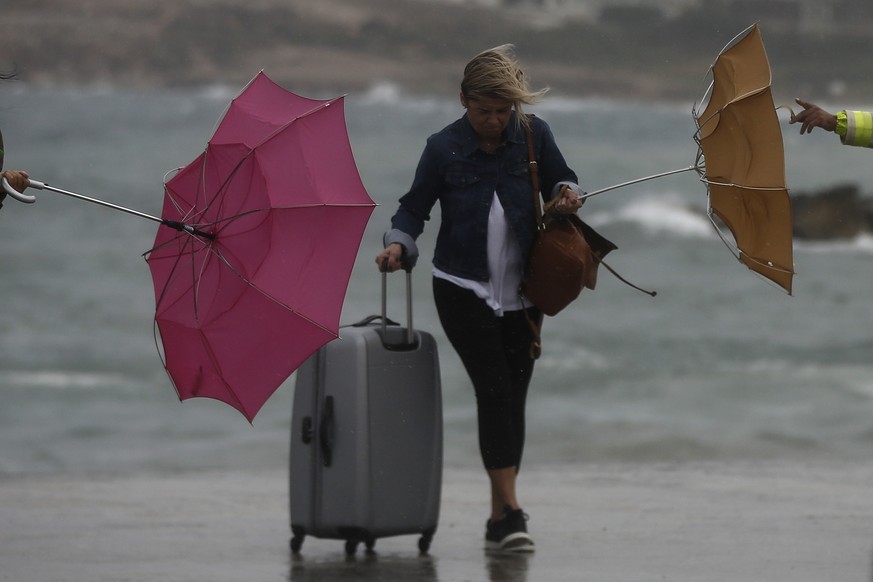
[319,396,335,467]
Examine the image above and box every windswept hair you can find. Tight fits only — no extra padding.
[461,44,548,131]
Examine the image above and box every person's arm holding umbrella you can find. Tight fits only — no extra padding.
[0,128,30,210]
[790,98,873,148]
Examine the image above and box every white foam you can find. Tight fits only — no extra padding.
[2,370,131,391]
[795,233,873,255]
[589,194,714,238]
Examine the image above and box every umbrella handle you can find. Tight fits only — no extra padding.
[2,177,41,203]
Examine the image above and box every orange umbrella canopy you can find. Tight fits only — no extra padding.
[694,24,794,294]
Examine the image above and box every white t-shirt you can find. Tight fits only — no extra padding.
[433,192,525,316]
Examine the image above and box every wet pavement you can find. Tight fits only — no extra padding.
[2,460,872,581]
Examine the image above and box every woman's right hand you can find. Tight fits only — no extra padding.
[375,243,405,272]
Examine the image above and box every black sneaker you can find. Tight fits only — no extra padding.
[485,506,535,552]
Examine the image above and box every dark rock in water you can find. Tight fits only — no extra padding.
[792,184,873,240]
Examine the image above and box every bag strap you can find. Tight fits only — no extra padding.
[524,121,545,359]
[600,259,657,297]
[526,122,544,226]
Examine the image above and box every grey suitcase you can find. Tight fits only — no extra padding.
[289,269,442,555]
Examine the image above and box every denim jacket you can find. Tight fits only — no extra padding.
[385,113,578,281]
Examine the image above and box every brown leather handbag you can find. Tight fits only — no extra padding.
[520,125,618,317]
[522,200,617,316]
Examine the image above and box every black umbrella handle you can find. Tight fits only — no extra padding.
[162,219,216,241]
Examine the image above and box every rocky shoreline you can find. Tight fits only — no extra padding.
[792,184,873,241]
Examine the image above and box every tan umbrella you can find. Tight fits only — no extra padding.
[693,23,794,294]
[582,24,794,294]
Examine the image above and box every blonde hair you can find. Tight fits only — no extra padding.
[461,44,548,130]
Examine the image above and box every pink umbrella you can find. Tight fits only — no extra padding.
[145,72,375,421]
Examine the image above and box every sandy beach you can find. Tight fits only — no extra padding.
[2,459,872,582]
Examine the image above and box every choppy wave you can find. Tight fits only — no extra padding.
[795,233,873,255]
[355,80,694,113]
[6,86,873,476]
[1,370,135,391]
[356,81,456,115]
[588,194,714,238]
[585,195,873,254]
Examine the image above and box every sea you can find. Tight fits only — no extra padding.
[2,82,873,479]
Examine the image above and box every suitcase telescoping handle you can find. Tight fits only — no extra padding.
[380,259,414,346]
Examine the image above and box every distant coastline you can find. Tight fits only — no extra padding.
[3,0,873,104]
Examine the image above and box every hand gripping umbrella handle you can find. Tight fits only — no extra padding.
[2,177,42,203]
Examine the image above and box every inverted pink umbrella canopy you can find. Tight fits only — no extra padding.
[146,72,375,421]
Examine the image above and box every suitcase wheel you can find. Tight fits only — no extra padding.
[344,537,376,555]
[290,526,305,554]
[418,529,435,554]
[344,539,356,555]
[290,535,304,553]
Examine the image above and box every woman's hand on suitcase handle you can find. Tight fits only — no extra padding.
[376,243,405,273]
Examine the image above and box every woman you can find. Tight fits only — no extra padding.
[375,45,582,552]
[0,71,30,209]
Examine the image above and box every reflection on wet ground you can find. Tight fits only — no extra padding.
[288,545,534,582]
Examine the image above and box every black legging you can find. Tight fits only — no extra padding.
[433,277,538,470]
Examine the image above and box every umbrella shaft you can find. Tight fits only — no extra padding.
[581,165,700,200]
[40,182,214,239]
[40,183,164,224]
